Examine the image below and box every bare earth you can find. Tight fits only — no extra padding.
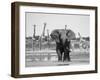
[25,49,89,67]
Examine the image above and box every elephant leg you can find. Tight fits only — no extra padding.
[63,52,68,61]
[56,48,62,61]
[67,51,70,61]
[64,50,71,61]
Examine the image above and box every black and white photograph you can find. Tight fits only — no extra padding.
[25,12,90,67]
[11,2,97,77]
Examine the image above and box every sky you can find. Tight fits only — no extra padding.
[25,12,90,37]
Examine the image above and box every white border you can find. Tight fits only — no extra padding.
[19,6,95,74]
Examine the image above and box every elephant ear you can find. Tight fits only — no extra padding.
[66,29,76,40]
[50,30,61,43]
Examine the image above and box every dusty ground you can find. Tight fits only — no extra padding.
[25,49,89,67]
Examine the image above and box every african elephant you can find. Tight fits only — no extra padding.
[50,29,75,62]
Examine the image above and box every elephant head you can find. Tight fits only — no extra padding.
[50,29,75,44]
